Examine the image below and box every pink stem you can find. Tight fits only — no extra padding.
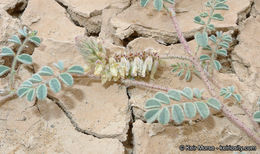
[168,8,260,145]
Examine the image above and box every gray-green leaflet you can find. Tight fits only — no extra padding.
[140,0,174,11]
[17,61,84,102]
[144,87,221,125]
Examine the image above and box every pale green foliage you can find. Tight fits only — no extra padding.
[0,26,41,91]
[200,31,232,72]
[75,36,160,84]
[17,61,84,102]
[193,0,231,73]
[253,111,260,123]
[220,86,241,103]
[140,0,174,11]
[171,63,199,81]
[144,88,221,124]
[195,32,208,48]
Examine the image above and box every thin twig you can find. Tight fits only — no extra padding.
[160,54,192,61]
[47,94,123,139]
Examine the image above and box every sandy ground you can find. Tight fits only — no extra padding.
[0,0,260,153]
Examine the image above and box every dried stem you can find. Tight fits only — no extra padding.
[168,7,260,145]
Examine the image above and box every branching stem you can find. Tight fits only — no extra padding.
[9,38,29,91]
[168,6,260,145]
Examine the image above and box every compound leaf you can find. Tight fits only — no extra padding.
[216,49,227,56]
[168,89,181,101]
[0,65,10,76]
[195,102,210,119]
[200,12,208,18]
[200,55,211,61]
[145,98,161,109]
[29,36,41,46]
[54,61,64,71]
[222,35,232,42]
[207,24,215,30]
[172,104,184,124]
[144,109,160,123]
[219,41,229,48]
[29,74,42,83]
[194,16,205,25]
[209,35,217,43]
[59,72,73,86]
[17,54,32,64]
[164,0,174,4]
[158,107,170,124]
[67,65,84,74]
[181,87,193,100]
[20,80,33,88]
[233,94,241,102]
[195,32,208,48]
[1,47,15,56]
[140,0,150,7]
[224,92,232,99]
[207,98,221,110]
[214,3,229,10]
[253,111,260,123]
[18,27,27,37]
[36,84,47,100]
[17,87,29,97]
[38,66,54,76]
[26,88,36,102]
[49,78,61,93]
[8,35,21,45]
[213,60,222,71]
[153,0,163,11]
[193,88,202,99]
[155,92,170,104]
[212,14,224,21]
[185,69,191,81]
[183,102,197,118]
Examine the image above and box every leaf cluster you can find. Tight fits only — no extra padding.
[193,0,231,73]
[17,61,84,101]
[140,0,174,11]
[0,27,41,77]
[144,87,221,125]
[171,62,199,81]
[220,86,241,103]
[200,31,232,72]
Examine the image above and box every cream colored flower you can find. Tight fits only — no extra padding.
[94,60,103,75]
[150,60,159,79]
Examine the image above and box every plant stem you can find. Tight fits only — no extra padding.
[168,7,260,145]
[9,38,29,91]
[160,54,192,61]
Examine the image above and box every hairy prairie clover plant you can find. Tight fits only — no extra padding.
[144,87,221,124]
[0,26,41,91]
[140,0,246,127]
[17,61,84,101]
[75,36,160,84]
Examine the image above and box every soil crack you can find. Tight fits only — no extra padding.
[47,94,125,140]
[122,86,134,154]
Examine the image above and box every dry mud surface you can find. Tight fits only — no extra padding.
[0,0,260,153]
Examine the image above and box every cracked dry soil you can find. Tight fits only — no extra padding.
[0,0,260,153]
